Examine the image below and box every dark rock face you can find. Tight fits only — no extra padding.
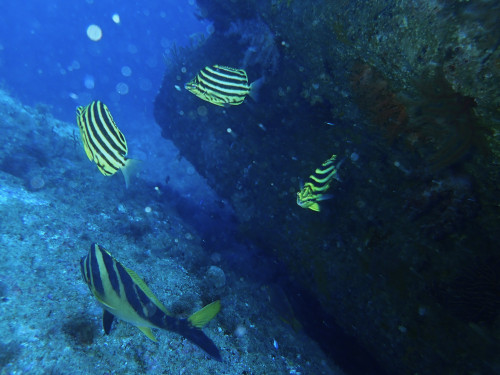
[154,1,500,374]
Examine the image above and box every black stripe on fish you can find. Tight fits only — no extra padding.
[86,101,126,172]
[78,104,114,172]
[115,260,150,319]
[89,243,104,295]
[306,157,338,192]
[100,245,121,297]
[90,101,127,153]
[200,66,249,102]
[203,66,249,91]
[186,65,251,106]
[76,101,127,175]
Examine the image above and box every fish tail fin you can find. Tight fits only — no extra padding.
[121,159,142,188]
[179,322,222,361]
[172,300,222,361]
[248,76,265,102]
[188,300,221,328]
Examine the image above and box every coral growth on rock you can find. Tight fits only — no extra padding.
[224,18,280,75]
[350,62,409,143]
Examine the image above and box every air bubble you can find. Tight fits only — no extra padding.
[121,66,132,77]
[116,82,129,95]
[86,24,102,41]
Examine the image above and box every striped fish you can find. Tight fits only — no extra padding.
[185,65,263,107]
[80,243,222,361]
[76,101,139,187]
[297,154,344,212]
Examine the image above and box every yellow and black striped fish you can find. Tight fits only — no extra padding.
[296,154,344,212]
[80,243,222,361]
[185,65,263,107]
[76,101,140,187]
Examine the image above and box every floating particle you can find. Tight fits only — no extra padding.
[197,106,208,117]
[112,13,120,24]
[86,24,102,41]
[121,66,132,77]
[139,78,152,91]
[174,85,181,92]
[210,252,221,263]
[350,152,359,162]
[273,339,279,350]
[234,325,247,338]
[206,23,215,35]
[127,44,138,54]
[29,175,45,191]
[146,57,157,68]
[68,60,80,71]
[84,75,95,89]
[160,37,170,48]
[116,82,129,95]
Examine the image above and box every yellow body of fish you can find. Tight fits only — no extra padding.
[80,243,222,361]
[297,154,342,212]
[76,101,140,187]
[185,65,263,107]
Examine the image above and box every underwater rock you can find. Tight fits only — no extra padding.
[206,266,226,289]
[155,1,500,374]
[223,18,280,75]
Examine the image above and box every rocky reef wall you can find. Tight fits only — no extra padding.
[154,1,500,374]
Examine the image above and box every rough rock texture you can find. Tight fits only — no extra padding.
[154,1,500,374]
[0,89,340,375]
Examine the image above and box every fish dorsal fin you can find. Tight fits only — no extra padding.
[124,266,170,314]
[138,326,157,342]
[188,300,221,328]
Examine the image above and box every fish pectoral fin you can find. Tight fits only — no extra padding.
[138,326,157,342]
[316,194,334,202]
[121,159,142,188]
[249,76,265,101]
[188,300,221,328]
[102,310,115,335]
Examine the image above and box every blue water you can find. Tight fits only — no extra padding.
[0,0,207,131]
